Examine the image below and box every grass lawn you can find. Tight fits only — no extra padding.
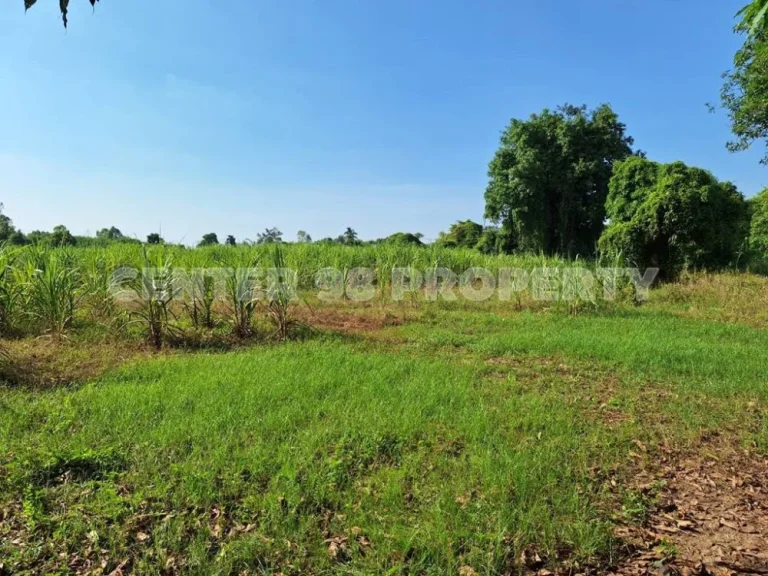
[1,280,767,574]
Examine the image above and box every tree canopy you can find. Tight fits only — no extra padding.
[720,0,768,162]
[381,232,424,246]
[599,157,748,276]
[256,228,282,244]
[485,104,635,258]
[198,233,219,247]
[436,220,483,249]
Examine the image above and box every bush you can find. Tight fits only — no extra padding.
[599,157,749,278]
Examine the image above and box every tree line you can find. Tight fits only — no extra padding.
[12,0,768,277]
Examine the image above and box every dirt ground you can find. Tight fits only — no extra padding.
[608,447,768,576]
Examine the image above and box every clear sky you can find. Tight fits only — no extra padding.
[0,0,764,244]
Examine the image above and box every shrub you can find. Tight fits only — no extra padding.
[599,157,749,278]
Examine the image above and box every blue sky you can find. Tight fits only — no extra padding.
[0,0,764,244]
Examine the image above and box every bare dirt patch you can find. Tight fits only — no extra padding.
[612,447,768,576]
[295,307,405,333]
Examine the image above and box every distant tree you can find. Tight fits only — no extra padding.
[750,188,768,252]
[339,227,360,246]
[475,224,516,255]
[485,103,635,257]
[7,231,29,246]
[0,204,18,242]
[720,0,768,163]
[296,230,312,244]
[51,225,76,247]
[598,157,749,277]
[146,233,163,245]
[383,232,424,246]
[225,235,237,246]
[23,0,100,28]
[27,230,51,245]
[96,226,123,241]
[256,228,282,244]
[436,220,483,249]
[198,232,219,247]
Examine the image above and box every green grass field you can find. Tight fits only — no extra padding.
[1,269,767,574]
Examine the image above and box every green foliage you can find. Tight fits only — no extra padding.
[23,247,82,337]
[0,246,21,336]
[224,267,258,338]
[381,232,423,246]
[337,227,361,246]
[182,270,216,329]
[96,227,123,241]
[50,225,76,247]
[721,1,768,162]
[485,104,635,257]
[197,232,219,247]
[127,248,180,349]
[296,230,312,244]
[225,234,237,246]
[257,227,283,244]
[263,243,297,341]
[750,189,768,250]
[146,233,163,245]
[599,157,749,277]
[475,222,517,255]
[436,220,483,249]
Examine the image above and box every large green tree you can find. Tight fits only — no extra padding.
[721,0,768,162]
[485,104,635,257]
[599,157,749,277]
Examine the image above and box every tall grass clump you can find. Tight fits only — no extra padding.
[224,266,258,338]
[263,243,299,340]
[182,270,216,329]
[23,246,82,338]
[0,244,21,336]
[126,248,180,349]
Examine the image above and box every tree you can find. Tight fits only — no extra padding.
[7,231,29,246]
[96,226,123,241]
[27,230,51,245]
[225,235,237,246]
[338,227,360,246]
[485,104,635,257]
[436,220,483,249]
[750,188,768,252]
[720,0,768,163]
[198,232,219,247]
[23,0,99,28]
[0,204,18,243]
[475,224,516,255]
[296,230,312,244]
[598,157,749,277]
[256,228,282,244]
[51,225,76,247]
[146,233,163,245]
[383,232,423,246]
